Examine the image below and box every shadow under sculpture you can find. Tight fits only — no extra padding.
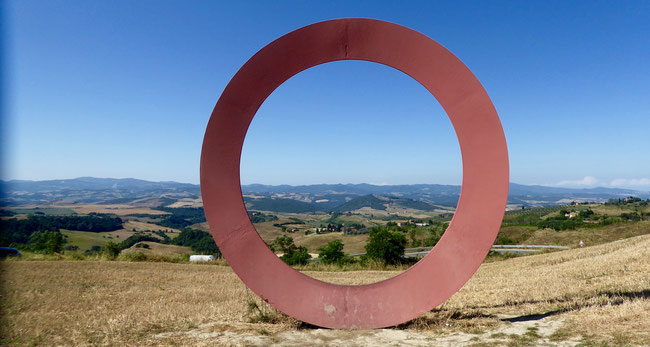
[200,18,509,329]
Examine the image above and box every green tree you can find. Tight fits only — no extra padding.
[28,231,64,254]
[271,235,296,254]
[103,241,122,259]
[281,246,311,265]
[364,228,406,265]
[172,229,221,256]
[318,239,345,264]
[271,235,311,265]
[192,236,221,255]
[579,209,595,218]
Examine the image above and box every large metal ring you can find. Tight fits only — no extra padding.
[201,18,509,329]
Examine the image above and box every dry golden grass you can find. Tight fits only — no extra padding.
[1,234,648,345]
[250,220,285,238]
[189,222,210,232]
[294,259,412,273]
[165,198,203,208]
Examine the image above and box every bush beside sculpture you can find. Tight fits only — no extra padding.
[364,227,407,265]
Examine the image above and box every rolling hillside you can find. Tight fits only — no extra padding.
[2,177,649,209]
[331,195,437,212]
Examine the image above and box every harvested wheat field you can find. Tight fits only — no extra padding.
[1,234,649,346]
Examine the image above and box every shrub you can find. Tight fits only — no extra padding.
[244,292,286,324]
[495,232,516,245]
[318,239,345,264]
[68,252,85,260]
[103,241,122,259]
[270,235,295,254]
[270,235,311,265]
[28,231,64,254]
[120,251,148,262]
[364,227,406,265]
[281,246,311,265]
[366,227,406,265]
[579,209,595,218]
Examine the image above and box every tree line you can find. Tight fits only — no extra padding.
[269,225,413,266]
[150,207,207,229]
[105,229,221,258]
[0,214,123,251]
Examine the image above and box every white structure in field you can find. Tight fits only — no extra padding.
[190,255,215,262]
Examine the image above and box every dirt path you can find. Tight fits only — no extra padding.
[154,315,581,346]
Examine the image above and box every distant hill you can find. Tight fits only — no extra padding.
[243,182,650,209]
[244,197,320,213]
[506,183,648,205]
[1,177,649,209]
[4,177,197,192]
[330,195,437,212]
[0,177,199,206]
[333,195,388,212]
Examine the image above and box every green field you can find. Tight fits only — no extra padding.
[7,207,76,215]
[60,230,133,251]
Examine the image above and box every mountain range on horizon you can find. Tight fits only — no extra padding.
[1,177,649,209]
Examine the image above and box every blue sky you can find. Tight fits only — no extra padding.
[3,1,650,189]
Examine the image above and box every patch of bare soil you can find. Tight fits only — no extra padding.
[154,315,579,346]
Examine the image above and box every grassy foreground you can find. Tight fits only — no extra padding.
[1,235,649,346]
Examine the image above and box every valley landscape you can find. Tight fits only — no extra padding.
[1,178,650,345]
[2,177,650,256]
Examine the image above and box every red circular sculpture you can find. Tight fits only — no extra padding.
[201,18,509,329]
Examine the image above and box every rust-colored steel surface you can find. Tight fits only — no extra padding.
[201,18,509,329]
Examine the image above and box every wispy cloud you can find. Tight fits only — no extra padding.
[552,176,650,189]
[555,176,599,187]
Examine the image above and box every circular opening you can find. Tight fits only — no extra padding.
[240,60,462,284]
